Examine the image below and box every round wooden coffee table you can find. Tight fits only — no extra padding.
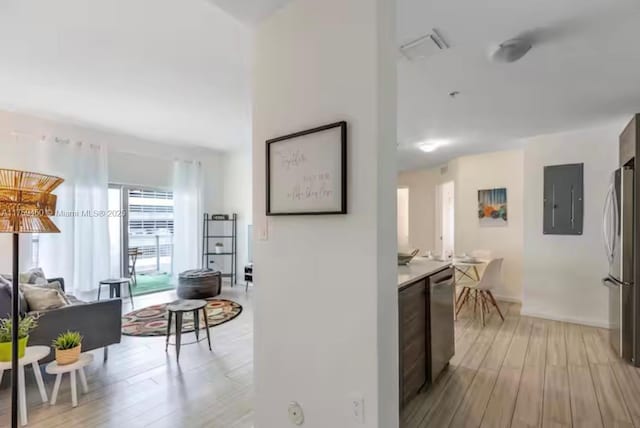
[165,299,212,361]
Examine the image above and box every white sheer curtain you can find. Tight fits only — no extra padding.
[33,139,110,293]
[172,160,203,275]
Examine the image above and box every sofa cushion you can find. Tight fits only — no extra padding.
[0,275,28,316]
[20,283,68,311]
[0,281,11,318]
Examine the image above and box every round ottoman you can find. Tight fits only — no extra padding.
[177,269,222,299]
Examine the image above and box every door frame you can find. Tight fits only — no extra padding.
[108,183,174,279]
[435,181,455,257]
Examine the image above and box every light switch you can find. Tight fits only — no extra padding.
[257,218,269,241]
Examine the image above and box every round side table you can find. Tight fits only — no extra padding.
[165,299,212,361]
[46,353,94,408]
[98,278,135,308]
[0,346,50,426]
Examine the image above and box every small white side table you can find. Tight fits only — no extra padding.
[45,353,93,408]
[0,345,50,426]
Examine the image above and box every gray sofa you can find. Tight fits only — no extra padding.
[0,278,122,363]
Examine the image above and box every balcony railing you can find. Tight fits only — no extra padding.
[129,233,173,274]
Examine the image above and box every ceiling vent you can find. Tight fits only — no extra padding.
[400,29,449,61]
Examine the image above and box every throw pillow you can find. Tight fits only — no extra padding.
[20,283,68,311]
[19,267,48,285]
[41,281,72,306]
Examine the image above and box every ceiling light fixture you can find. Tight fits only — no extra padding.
[418,139,450,153]
[491,38,532,63]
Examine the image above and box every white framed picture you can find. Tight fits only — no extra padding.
[266,121,347,216]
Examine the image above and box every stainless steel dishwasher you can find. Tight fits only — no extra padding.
[428,267,455,381]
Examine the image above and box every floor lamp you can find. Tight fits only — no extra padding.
[0,169,63,428]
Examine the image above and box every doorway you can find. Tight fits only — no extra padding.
[108,185,175,295]
[436,181,455,258]
[397,188,410,251]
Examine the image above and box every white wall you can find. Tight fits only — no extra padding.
[522,120,627,327]
[109,151,173,189]
[252,0,398,426]
[397,168,439,253]
[222,148,253,278]
[398,150,524,302]
[455,150,524,302]
[397,188,409,250]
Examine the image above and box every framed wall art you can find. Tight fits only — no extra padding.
[478,187,508,227]
[266,121,347,216]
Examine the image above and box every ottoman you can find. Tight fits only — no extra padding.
[177,269,222,299]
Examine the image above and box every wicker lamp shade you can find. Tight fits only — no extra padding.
[0,168,64,233]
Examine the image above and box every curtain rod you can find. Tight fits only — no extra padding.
[7,130,214,163]
[8,130,102,149]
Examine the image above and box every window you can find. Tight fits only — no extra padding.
[31,234,40,268]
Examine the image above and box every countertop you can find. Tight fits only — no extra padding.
[398,257,452,290]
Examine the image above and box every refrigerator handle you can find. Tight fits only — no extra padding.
[602,277,619,289]
[602,183,614,262]
[612,179,619,260]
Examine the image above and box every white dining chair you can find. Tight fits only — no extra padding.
[455,258,505,326]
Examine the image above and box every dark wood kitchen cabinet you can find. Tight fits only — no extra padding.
[398,266,455,409]
[399,278,428,408]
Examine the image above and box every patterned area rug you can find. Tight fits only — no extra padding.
[122,299,243,337]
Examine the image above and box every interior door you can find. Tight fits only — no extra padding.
[435,181,455,258]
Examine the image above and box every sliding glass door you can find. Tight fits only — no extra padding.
[108,185,175,295]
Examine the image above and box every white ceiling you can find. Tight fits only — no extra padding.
[397,0,640,170]
[0,0,252,151]
[207,0,291,25]
[1,0,639,162]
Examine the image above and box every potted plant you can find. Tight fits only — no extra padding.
[0,315,38,362]
[215,242,224,254]
[52,331,83,365]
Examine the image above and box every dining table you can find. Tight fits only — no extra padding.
[452,257,488,283]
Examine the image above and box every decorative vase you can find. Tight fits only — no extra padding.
[55,344,81,365]
[0,336,28,362]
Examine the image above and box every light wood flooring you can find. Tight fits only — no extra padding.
[0,286,254,428]
[2,286,638,428]
[402,299,640,428]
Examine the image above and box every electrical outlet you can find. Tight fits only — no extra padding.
[349,394,365,424]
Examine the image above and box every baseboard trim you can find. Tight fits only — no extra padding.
[520,309,610,329]
[492,294,522,304]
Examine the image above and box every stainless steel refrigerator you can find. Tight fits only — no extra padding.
[603,114,639,365]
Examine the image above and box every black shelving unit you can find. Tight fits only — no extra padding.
[202,213,237,286]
